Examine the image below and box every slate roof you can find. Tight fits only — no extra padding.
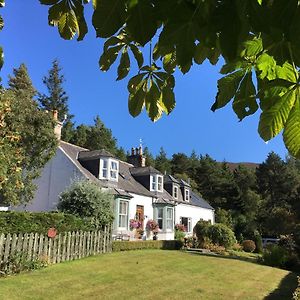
[164,175,180,184]
[59,141,99,183]
[59,141,213,210]
[190,191,214,210]
[78,149,114,160]
[130,166,162,176]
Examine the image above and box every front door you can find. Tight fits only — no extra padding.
[136,205,144,229]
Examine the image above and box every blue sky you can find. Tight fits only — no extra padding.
[1,1,287,163]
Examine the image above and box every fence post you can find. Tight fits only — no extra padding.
[0,233,5,264]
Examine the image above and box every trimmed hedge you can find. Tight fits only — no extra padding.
[112,240,183,252]
[0,211,96,234]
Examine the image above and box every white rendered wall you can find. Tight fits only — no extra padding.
[13,147,84,212]
[175,203,215,235]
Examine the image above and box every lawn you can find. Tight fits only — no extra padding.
[0,250,297,300]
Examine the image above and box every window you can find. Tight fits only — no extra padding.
[155,206,174,231]
[166,208,173,230]
[118,200,128,229]
[102,159,108,178]
[173,185,178,199]
[150,175,163,192]
[110,160,118,179]
[184,189,190,201]
[157,176,163,192]
[99,158,119,181]
[181,217,192,232]
[157,207,163,229]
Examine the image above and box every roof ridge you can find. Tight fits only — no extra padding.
[59,140,89,151]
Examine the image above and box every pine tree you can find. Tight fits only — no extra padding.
[38,59,69,121]
[155,147,171,174]
[4,64,57,205]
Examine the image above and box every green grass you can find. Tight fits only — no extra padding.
[0,250,297,300]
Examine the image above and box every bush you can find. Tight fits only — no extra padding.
[58,180,114,228]
[207,223,237,249]
[193,219,211,247]
[231,243,243,251]
[293,276,300,300]
[262,245,288,268]
[174,230,185,241]
[253,231,263,253]
[242,240,256,253]
[112,240,183,252]
[0,251,47,277]
[0,211,94,234]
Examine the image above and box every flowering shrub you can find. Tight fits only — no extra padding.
[175,223,186,232]
[242,240,256,253]
[146,219,159,232]
[129,219,141,230]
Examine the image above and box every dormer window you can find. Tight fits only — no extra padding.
[173,185,178,199]
[99,158,119,181]
[150,174,163,192]
[184,189,190,201]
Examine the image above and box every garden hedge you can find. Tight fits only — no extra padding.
[0,211,96,234]
[112,240,183,252]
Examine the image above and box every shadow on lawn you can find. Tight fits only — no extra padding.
[186,251,298,299]
[264,272,298,300]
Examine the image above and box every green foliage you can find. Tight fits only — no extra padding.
[174,229,186,242]
[0,64,57,205]
[207,223,237,249]
[0,251,48,277]
[38,59,70,121]
[58,180,114,227]
[112,240,183,252]
[0,211,95,234]
[293,277,300,300]
[30,0,300,157]
[262,245,288,269]
[253,230,263,254]
[242,240,256,253]
[193,219,211,246]
[215,208,234,229]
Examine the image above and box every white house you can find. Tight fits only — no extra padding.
[10,115,214,240]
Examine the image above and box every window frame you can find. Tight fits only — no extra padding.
[154,206,174,232]
[99,158,119,181]
[150,174,164,192]
[184,188,190,201]
[173,185,178,199]
[180,217,192,233]
[118,200,129,230]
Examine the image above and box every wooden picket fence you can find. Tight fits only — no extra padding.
[0,226,112,268]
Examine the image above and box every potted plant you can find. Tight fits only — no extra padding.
[146,219,159,240]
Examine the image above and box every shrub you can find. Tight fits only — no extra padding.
[231,243,243,252]
[58,180,114,228]
[242,240,256,253]
[202,241,226,255]
[0,251,47,277]
[253,231,263,253]
[293,276,300,300]
[112,240,183,252]
[207,223,237,249]
[0,211,94,234]
[175,223,186,232]
[174,230,185,241]
[193,219,211,247]
[262,245,288,268]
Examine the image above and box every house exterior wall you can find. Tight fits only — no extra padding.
[175,203,215,235]
[13,147,84,212]
[113,193,154,240]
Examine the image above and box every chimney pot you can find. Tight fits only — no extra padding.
[53,110,58,121]
[131,147,135,155]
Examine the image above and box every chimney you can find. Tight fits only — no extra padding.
[52,110,62,140]
[128,145,146,167]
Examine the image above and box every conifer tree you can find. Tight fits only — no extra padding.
[38,59,69,121]
[3,64,57,205]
